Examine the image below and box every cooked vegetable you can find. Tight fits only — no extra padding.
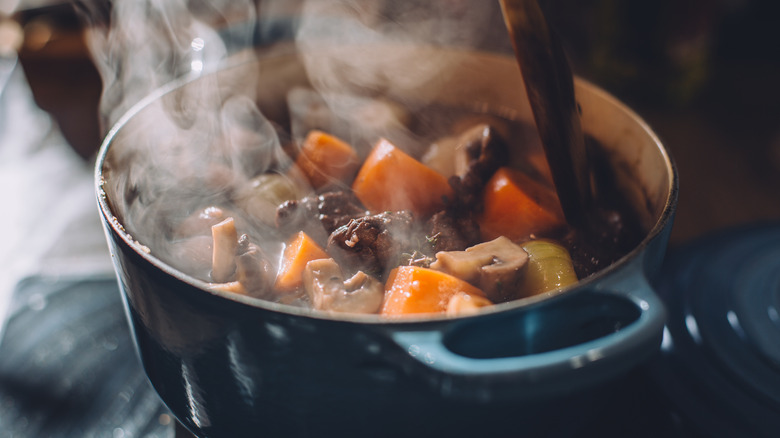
[175,206,229,238]
[162,101,637,316]
[430,236,529,302]
[211,281,248,295]
[478,167,565,241]
[422,123,505,183]
[446,292,493,316]
[235,173,307,225]
[275,231,330,292]
[519,239,578,296]
[235,234,274,296]
[211,217,238,283]
[421,133,462,178]
[295,130,361,190]
[164,235,214,280]
[381,266,488,316]
[352,139,453,219]
[303,258,384,313]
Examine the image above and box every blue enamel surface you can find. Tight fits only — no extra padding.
[653,222,780,438]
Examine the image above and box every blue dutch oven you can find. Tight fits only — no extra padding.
[96,46,677,437]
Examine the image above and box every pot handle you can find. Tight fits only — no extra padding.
[390,273,666,399]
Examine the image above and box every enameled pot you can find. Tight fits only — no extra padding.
[96,46,677,438]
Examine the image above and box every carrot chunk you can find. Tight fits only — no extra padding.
[295,130,360,189]
[478,167,565,241]
[381,266,487,316]
[352,139,453,219]
[275,231,330,292]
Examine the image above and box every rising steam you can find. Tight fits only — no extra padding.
[81,0,508,280]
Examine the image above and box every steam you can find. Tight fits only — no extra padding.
[81,0,505,282]
[297,1,491,93]
[78,0,255,127]
[295,1,496,153]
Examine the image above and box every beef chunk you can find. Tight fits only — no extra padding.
[425,210,481,253]
[276,191,367,243]
[559,206,642,279]
[327,211,416,277]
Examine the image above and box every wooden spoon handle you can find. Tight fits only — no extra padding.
[499,0,593,230]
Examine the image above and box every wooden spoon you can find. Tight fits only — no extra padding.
[498,0,593,231]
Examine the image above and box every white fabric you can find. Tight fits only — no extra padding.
[0,56,113,341]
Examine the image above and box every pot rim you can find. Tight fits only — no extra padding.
[94,48,678,325]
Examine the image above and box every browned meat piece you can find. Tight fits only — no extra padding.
[418,124,508,258]
[415,124,510,257]
[276,191,367,244]
[425,210,481,253]
[327,211,416,278]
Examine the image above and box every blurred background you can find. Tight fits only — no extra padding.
[5,0,780,245]
[0,0,778,436]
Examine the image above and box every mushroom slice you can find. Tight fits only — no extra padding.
[430,236,529,303]
[211,217,238,283]
[422,123,506,180]
[446,292,493,317]
[303,258,384,314]
[449,124,509,212]
[421,134,461,178]
[235,235,274,298]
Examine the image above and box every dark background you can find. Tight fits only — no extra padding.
[9,0,780,246]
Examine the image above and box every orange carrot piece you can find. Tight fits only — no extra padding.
[295,130,360,189]
[352,139,453,219]
[381,266,487,316]
[478,167,565,242]
[275,231,330,292]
